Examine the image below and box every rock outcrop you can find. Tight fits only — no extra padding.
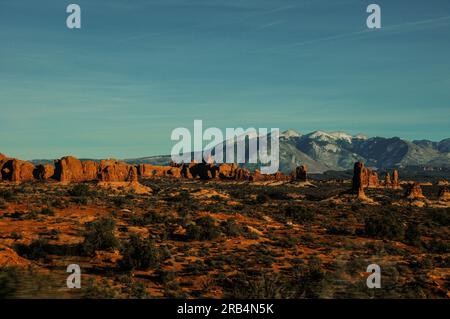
[385,172,392,187]
[98,159,136,182]
[392,169,400,188]
[438,187,450,201]
[405,182,426,200]
[292,165,308,181]
[0,152,275,184]
[1,159,35,182]
[54,156,86,183]
[352,161,366,199]
[138,164,174,178]
[34,164,55,180]
[82,161,99,181]
[363,167,379,188]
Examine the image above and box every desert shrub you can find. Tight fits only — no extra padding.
[221,219,243,237]
[112,196,130,208]
[0,267,19,298]
[222,272,287,299]
[0,189,15,201]
[129,211,167,226]
[404,223,421,246]
[364,213,404,240]
[38,207,55,216]
[82,217,119,256]
[285,205,315,223]
[186,216,221,241]
[119,234,161,271]
[155,269,177,284]
[82,278,119,299]
[274,235,299,248]
[166,190,191,202]
[255,193,270,204]
[326,225,353,236]
[68,184,91,197]
[290,259,327,298]
[14,238,49,260]
[10,232,22,240]
[265,189,290,200]
[50,198,66,209]
[430,209,449,227]
[426,239,449,254]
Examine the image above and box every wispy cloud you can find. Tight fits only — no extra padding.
[256,15,450,54]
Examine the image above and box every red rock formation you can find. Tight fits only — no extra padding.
[363,168,379,188]
[235,167,251,180]
[82,161,99,181]
[138,164,173,178]
[352,162,364,192]
[291,165,308,181]
[187,162,216,180]
[438,187,450,201]
[0,159,35,182]
[392,170,400,188]
[34,164,55,180]
[251,169,263,181]
[54,156,85,182]
[98,159,136,182]
[385,172,392,187]
[180,163,193,179]
[405,182,425,200]
[168,167,182,178]
[127,165,139,182]
[218,163,234,179]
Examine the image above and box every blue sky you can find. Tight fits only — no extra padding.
[0,0,449,159]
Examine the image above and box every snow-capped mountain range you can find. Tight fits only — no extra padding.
[125,129,450,174]
[277,129,450,173]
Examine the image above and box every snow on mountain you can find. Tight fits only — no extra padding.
[281,129,302,138]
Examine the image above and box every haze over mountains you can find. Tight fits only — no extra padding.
[123,130,450,174]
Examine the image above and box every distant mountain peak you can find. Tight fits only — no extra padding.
[281,129,301,138]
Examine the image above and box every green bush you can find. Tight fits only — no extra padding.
[119,234,161,271]
[82,217,119,255]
